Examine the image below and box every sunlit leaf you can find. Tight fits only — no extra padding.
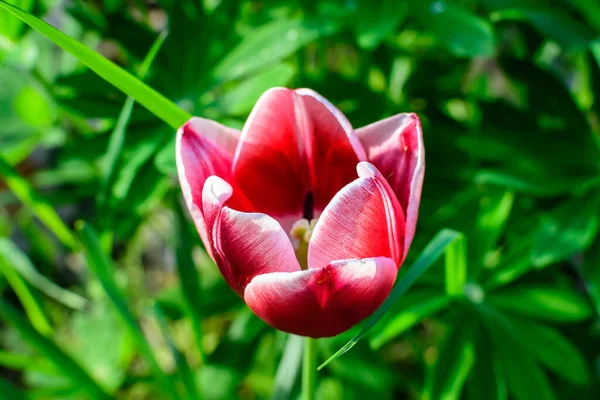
[474,190,514,269]
[445,232,467,295]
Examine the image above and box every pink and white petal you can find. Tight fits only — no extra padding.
[307,162,406,270]
[244,257,397,338]
[295,89,367,210]
[176,118,243,253]
[202,176,301,296]
[232,88,310,220]
[231,88,367,222]
[355,113,424,259]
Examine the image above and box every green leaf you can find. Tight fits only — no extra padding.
[0,377,31,400]
[111,131,165,202]
[212,18,339,83]
[487,285,593,323]
[272,335,303,400]
[154,137,177,176]
[0,154,77,249]
[490,8,597,50]
[484,231,535,290]
[370,294,450,349]
[0,239,52,336]
[12,85,55,128]
[0,0,33,41]
[465,324,507,400]
[479,305,557,400]
[76,221,179,400]
[196,365,240,400]
[215,63,296,116]
[153,302,200,400]
[0,0,191,129]
[67,304,131,393]
[532,193,600,267]
[173,197,205,362]
[582,235,600,317]
[504,315,589,385]
[0,351,55,374]
[0,238,87,310]
[571,0,600,31]
[318,229,462,370]
[427,317,476,400]
[0,298,109,399]
[474,190,514,268]
[445,232,467,295]
[410,0,496,57]
[355,0,408,49]
[98,30,169,213]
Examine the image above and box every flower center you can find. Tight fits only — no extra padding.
[290,218,317,270]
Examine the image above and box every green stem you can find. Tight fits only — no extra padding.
[302,337,317,400]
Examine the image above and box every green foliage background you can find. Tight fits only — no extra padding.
[1,0,600,399]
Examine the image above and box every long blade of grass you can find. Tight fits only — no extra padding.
[153,302,201,400]
[0,238,87,310]
[173,196,205,362]
[0,298,109,399]
[0,155,77,249]
[318,229,462,370]
[76,221,179,400]
[0,1,191,129]
[98,30,169,212]
[0,245,52,336]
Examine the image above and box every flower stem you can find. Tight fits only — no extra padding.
[302,337,317,400]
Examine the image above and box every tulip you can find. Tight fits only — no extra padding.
[176,88,424,338]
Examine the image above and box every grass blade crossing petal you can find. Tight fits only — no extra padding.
[318,229,462,370]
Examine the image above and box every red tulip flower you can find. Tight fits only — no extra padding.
[176,88,424,338]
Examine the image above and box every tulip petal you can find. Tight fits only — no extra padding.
[308,162,406,270]
[295,89,367,210]
[244,257,397,338]
[177,118,236,251]
[356,113,424,259]
[176,116,251,212]
[202,176,301,296]
[232,88,366,223]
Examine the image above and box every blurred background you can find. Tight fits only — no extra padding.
[1,0,600,399]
